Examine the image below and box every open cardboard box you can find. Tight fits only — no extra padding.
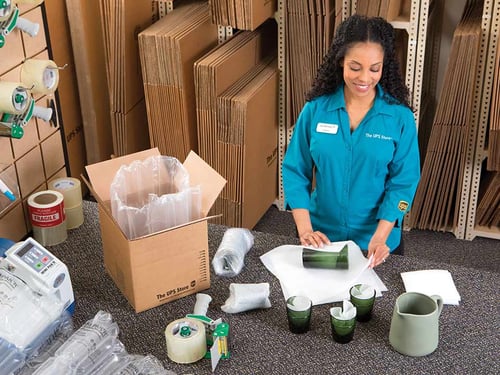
[84,148,226,313]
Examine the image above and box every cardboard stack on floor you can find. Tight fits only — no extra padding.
[138,1,219,161]
[477,36,500,228]
[99,0,152,156]
[409,1,483,231]
[355,0,407,19]
[194,19,279,228]
[209,0,277,31]
[284,0,338,129]
[216,57,279,227]
[487,32,500,171]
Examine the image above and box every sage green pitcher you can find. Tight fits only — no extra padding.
[389,292,443,356]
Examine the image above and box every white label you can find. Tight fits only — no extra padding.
[316,122,338,134]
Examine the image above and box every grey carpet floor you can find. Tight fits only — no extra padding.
[254,205,500,273]
[36,200,499,374]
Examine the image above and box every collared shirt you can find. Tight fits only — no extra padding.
[282,85,421,251]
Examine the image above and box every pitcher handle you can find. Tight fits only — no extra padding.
[430,295,443,316]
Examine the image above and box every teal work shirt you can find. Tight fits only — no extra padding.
[282,85,420,251]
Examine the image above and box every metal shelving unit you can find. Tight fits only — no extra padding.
[276,0,286,210]
[463,0,500,240]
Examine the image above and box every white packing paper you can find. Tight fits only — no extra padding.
[400,269,461,305]
[260,241,387,305]
[330,300,357,320]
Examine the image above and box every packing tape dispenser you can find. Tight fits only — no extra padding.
[165,293,230,372]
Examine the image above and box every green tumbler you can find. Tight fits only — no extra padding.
[302,244,348,269]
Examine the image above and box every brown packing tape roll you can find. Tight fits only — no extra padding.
[49,177,82,208]
[28,190,67,246]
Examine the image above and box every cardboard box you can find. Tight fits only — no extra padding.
[85,148,226,313]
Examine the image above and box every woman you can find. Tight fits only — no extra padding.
[282,15,420,268]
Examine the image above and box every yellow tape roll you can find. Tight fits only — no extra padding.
[20,59,59,95]
[165,318,206,364]
[0,82,29,114]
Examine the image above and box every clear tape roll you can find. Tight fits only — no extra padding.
[21,59,59,95]
[65,202,84,230]
[49,177,82,208]
[165,318,206,364]
[28,190,67,246]
[32,221,67,246]
[49,178,83,230]
[0,82,29,114]
[0,1,12,22]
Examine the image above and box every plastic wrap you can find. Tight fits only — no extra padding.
[0,269,65,351]
[212,228,254,277]
[221,283,272,313]
[16,313,74,374]
[115,354,176,375]
[0,337,25,375]
[46,311,119,374]
[110,156,202,239]
[86,340,131,375]
[91,354,139,375]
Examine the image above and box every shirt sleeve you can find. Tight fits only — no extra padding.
[377,107,421,224]
[282,101,315,210]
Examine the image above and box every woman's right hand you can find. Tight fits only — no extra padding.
[299,230,330,248]
[292,208,330,248]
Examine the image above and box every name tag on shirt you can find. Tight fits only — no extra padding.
[316,122,338,134]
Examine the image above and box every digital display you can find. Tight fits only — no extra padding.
[15,242,34,258]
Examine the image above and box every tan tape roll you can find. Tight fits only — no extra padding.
[49,177,82,208]
[165,318,206,364]
[0,82,29,114]
[28,190,67,246]
[20,59,59,95]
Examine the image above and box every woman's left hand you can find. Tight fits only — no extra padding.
[367,241,390,268]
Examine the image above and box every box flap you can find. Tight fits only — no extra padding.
[85,148,161,201]
[183,151,226,216]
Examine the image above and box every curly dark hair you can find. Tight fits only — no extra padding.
[306,14,411,108]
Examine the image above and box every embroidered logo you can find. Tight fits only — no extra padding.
[398,201,409,212]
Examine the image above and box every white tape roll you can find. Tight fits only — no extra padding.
[21,59,59,95]
[165,318,206,364]
[0,82,29,114]
[28,190,67,246]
